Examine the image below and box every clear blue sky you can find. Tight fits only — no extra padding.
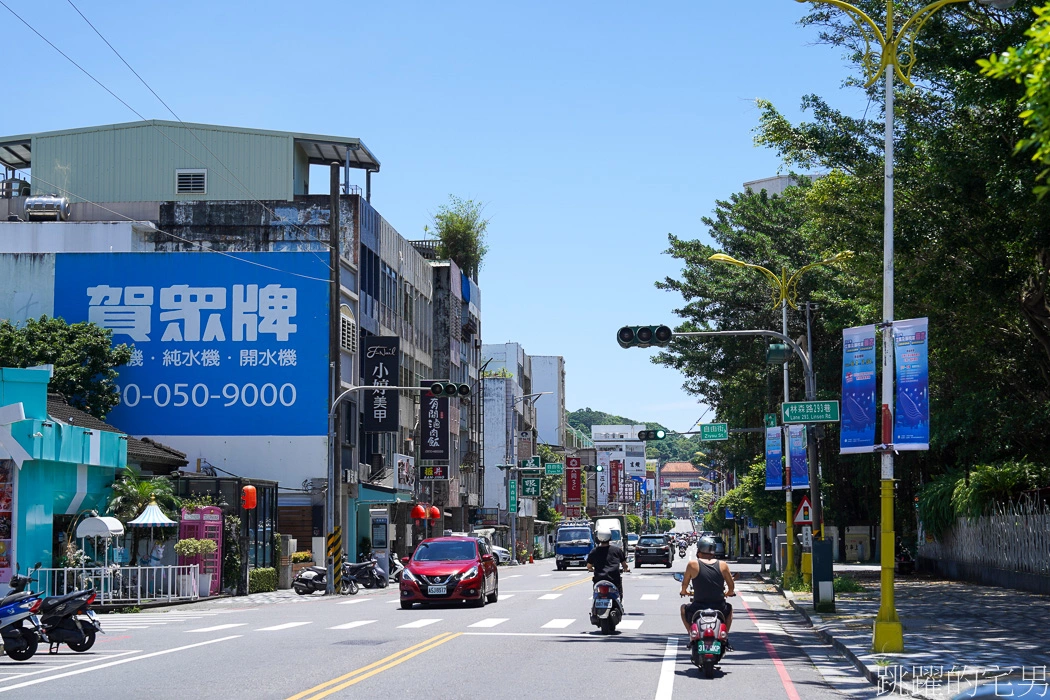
[4,0,870,433]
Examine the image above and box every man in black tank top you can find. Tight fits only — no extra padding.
[679,536,735,636]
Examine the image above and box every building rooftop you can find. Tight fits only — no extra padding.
[660,461,700,474]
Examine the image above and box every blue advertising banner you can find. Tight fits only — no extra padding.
[787,424,809,489]
[893,317,930,450]
[840,324,877,454]
[764,426,783,491]
[54,252,330,436]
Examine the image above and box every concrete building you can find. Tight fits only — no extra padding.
[530,356,566,449]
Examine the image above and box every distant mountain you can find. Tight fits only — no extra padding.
[567,408,697,463]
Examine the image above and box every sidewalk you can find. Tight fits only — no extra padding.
[780,573,1050,698]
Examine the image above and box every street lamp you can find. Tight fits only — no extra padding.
[794,0,1016,653]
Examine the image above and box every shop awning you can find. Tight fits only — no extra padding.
[76,516,124,538]
[358,484,411,505]
[127,498,177,527]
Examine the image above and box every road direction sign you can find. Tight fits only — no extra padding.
[545,463,564,476]
[765,413,778,428]
[521,456,541,469]
[782,401,840,424]
[522,477,541,497]
[508,479,518,512]
[699,423,729,441]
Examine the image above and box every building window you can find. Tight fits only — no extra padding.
[340,314,357,354]
[176,169,207,195]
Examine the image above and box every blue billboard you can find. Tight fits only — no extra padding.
[787,425,809,489]
[764,426,783,491]
[840,325,877,454]
[54,252,330,436]
[893,318,929,451]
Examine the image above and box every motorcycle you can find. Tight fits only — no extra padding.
[0,564,43,661]
[387,555,405,583]
[17,576,101,653]
[588,578,623,634]
[678,545,688,559]
[344,557,386,589]
[292,565,329,595]
[675,572,731,678]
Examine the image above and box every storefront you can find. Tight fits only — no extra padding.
[0,367,127,587]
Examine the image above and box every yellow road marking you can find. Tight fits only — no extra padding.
[286,633,459,700]
[553,577,594,592]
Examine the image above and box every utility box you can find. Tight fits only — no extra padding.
[812,539,835,612]
[278,535,296,589]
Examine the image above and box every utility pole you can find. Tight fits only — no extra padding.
[804,302,823,537]
[326,163,342,595]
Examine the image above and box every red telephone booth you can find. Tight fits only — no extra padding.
[178,506,224,596]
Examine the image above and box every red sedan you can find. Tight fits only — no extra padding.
[399,537,499,609]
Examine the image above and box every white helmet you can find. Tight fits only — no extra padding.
[595,524,613,542]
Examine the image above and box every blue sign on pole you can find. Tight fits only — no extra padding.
[840,325,877,454]
[787,425,809,489]
[765,426,783,491]
[54,252,330,436]
[893,317,930,450]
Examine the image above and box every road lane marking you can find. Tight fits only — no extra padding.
[653,637,678,700]
[538,574,551,577]
[286,632,461,700]
[257,622,312,631]
[569,573,583,577]
[505,575,522,578]
[462,632,585,637]
[0,650,139,683]
[741,595,762,603]
[618,620,644,630]
[541,619,575,628]
[497,594,514,600]
[538,594,562,600]
[186,623,246,633]
[739,596,802,700]
[329,621,376,630]
[0,637,239,693]
[553,578,593,591]
[397,618,442,629]
[468,618,508,628]
[641,594,660,601]
[337,599,371,605]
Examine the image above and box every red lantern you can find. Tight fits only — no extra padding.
[428,505,441,520]
[241,485,257,509]
[410,504,427,520]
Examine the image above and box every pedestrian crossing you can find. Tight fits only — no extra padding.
[102,609,241,633]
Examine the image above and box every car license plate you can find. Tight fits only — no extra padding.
[427,585,447,595]
[594,599,612,609]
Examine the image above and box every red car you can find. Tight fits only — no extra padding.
[399,536,499,609]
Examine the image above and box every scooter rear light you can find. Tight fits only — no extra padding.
[702,626,715,638]
[597,584,611,595]
[28,598,41,613]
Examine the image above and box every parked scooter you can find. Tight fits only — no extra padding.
[292,565,329,595]
[344,556,387,589]
[387,554,404,583]
[0,564,43,661]
[33,585,102,653]
[675,572,731,678]
[588,578,623,634]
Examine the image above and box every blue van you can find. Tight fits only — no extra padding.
[554,522,595,570]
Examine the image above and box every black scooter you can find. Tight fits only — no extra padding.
[345,556,387,589]
[33,585,102,653]
[292,566,329,595]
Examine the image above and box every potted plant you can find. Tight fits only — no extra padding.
[291,550,314,576]
[174,538,218,596]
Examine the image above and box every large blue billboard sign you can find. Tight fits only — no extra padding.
[893,317,929,451]
[764,426,783,491]
[840,325,877,454]
[54,252,330,436]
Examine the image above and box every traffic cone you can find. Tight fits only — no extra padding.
[529,554,534,563]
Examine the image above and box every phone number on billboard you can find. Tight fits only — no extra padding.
[117,382,298,408]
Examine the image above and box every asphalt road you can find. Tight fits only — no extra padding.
[0,556,877,700]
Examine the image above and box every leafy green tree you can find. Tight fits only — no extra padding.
[106,471,181,565]
[625,514,642,534]
[430,195,489,279]
[0,316,132,419]
[536,444,563,524]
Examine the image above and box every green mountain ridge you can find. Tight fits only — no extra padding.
[567,407,702,463]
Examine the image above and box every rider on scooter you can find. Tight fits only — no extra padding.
[680,536,735,649]
[586,525,630,601]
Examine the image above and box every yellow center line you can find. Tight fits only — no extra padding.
[553,577,594,592]
[285,633,456,700]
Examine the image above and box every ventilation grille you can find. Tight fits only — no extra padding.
[340,315,357,354]
[176,169,207,194]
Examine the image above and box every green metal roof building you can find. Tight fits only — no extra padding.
[0,120,380,204]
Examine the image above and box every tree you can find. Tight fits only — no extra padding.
[536,444,563,524]
[0,316,132,419]
[105,471,181,565]
[431,195,489,279]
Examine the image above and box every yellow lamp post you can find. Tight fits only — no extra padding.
[794,0,1016,652]
[709,251,852,581]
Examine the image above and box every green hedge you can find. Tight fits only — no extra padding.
[248,567,277,594]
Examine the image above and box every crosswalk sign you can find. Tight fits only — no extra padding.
[793,496,813,525]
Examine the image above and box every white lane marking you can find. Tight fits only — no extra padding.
[618,620,644,630]
[538,594,562,600]
[337,599,371,605]
[505,575,522,579]
[541,618,575,629]
[0,637,239,693]
[569,573,583,577]
[463,632,582,637]
[397,618,442,629]
[497,594,515,600]
[186,624,246,633]
[256,622,312,632]
[641,594,660,601]
[741,595,762,603]
[538,574,551,577]
[0,650,139,683]
[468,618,509,628]
[329,620,376,630]
[654,637,679,700]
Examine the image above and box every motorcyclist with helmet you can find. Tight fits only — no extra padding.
[586,524,630,601]
[680,536,735,648]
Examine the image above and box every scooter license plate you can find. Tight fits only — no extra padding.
[594,599,612,609]
[703,641,722,654]
[427,585,447,595]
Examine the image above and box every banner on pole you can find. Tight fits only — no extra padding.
[787,425,809,489]
[566,457,582,503]
[609,459,621,502]
[840,324,877,454]
[765,426,783,491]
[597,451,610,506]
[893,317,930,450]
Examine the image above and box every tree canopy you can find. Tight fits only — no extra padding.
[431,195,489,280]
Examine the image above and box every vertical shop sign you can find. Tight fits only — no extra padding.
[566,457,582,503]
[363,336,400,432]
[420,383,450,460]
[609,459,621,502]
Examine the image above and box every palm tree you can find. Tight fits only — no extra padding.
[106,471,181,565]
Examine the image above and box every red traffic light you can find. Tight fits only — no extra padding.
[410,504,427,520]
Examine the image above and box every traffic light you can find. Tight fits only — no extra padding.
[766,343,793,364]
[429,382,471,397]
[583,465,605,472]
[616,325,673,349]
[638,429,666,440]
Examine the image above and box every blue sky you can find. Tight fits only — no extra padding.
[3,1,871,433]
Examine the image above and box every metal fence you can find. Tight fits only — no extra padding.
[918,497,1050,576]
[32,565,200,605]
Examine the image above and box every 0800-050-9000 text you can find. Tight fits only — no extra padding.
[116,382,297,409]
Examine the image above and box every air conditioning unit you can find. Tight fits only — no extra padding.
[342,468,357,484]
[309,477,327,492]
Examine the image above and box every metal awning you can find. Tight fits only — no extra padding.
[293,135,380,172]
[76,516,125,539]
[0,137,31,169]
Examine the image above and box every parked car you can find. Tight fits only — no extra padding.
[634,534,673,567]
[711,535,727,559]
[399,537,499,609]
[626,533,640,553]
[490,545,511,565]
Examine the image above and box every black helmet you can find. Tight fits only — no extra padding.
[697,536,716,555]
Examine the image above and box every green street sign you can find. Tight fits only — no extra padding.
[765,413,777,428]
[522,477,541,497]
[699,423,729,441]
[521,456,541,469]
[782,401,840,424]
[520,469,542,477]
[545,462,564,476]
[508,479,518,512]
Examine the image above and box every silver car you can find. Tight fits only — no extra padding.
[490,544,511,564]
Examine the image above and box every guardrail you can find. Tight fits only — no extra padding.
[31,565,201,605]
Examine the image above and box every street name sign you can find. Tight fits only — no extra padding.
[544,463,564,476]
[522,477,541,497]
[782,401,840,424]
[699,423,729,441]
[508,479,518,512]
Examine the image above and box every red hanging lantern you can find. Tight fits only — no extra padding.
[428,505,441,520]
[241,485,257,510]
[410,504,427,520]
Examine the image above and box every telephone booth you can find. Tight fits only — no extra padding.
[179,506,223,596]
